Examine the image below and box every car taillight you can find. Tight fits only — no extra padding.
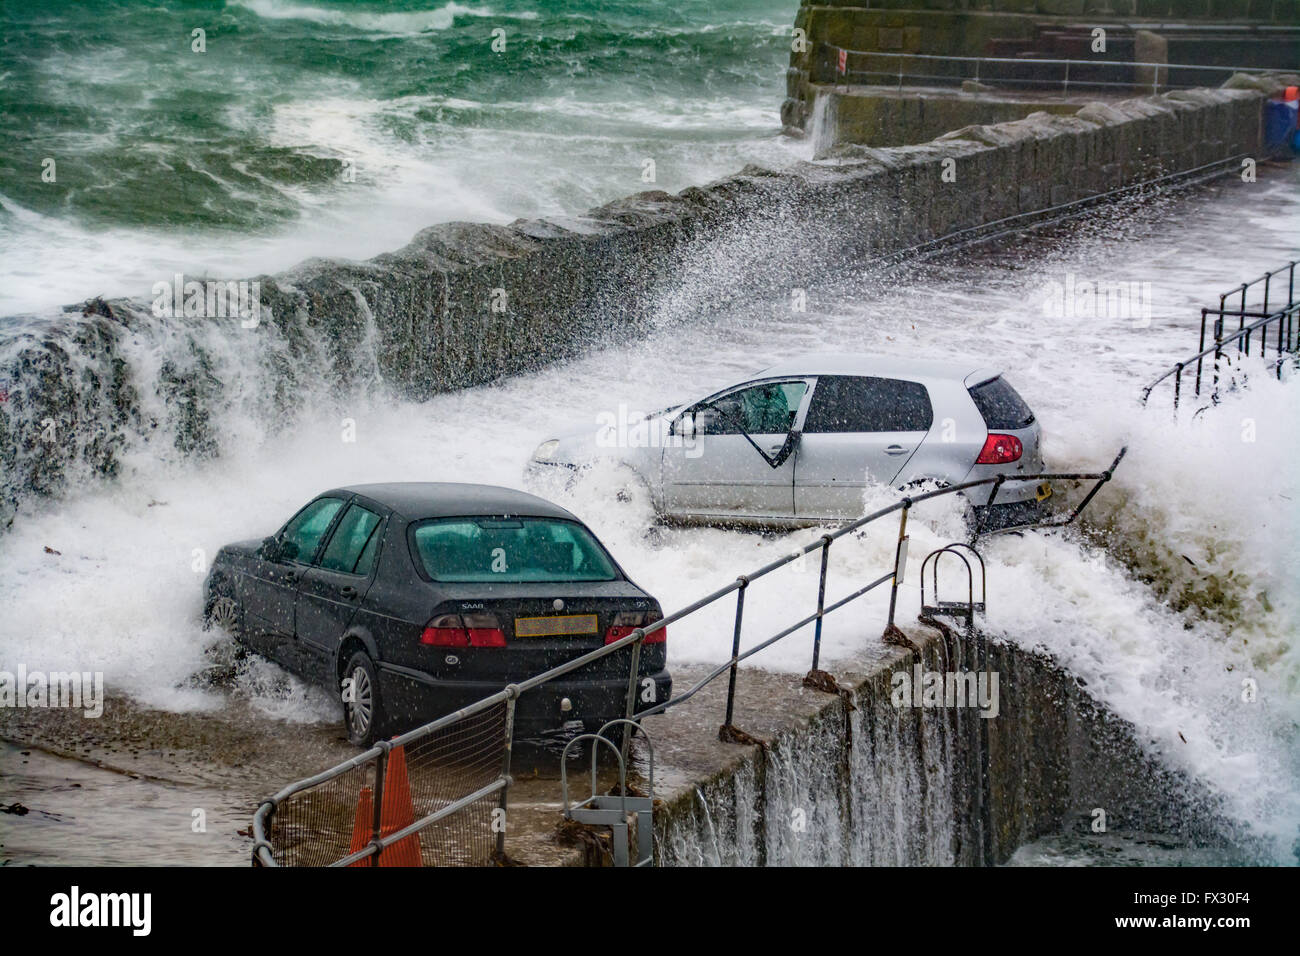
[605,610,667,645]
[421,613,506,648]
[976,433,1023,465]
[464,612,507,647]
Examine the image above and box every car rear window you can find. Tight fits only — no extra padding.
[968,376,1035,430]
[803,376,934,433]
[410,517,619,583]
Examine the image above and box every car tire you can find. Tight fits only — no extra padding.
[204,586,248,649]
[198,587,249,683]
[342,651,386,747]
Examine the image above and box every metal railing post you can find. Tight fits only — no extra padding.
[620,633,644,767]
[970,476,1004,539]
[1213,315,1224,398]
[1278,307,1286,377]
[885,501,911,630]
[1194,308,1207,397]
[723,577,748,728]
[369,742,389,867]
[495,694,516,861]
[1238,283,1247,355]
[810,537,832,672]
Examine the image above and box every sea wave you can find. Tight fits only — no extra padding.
[229,0,537,34]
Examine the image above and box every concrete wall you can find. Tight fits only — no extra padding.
[0,86,1266,526]
[813,86,1090,152]
[655,627,1239,866]
[784,1,1300,131]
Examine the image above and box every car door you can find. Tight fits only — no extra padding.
[239,495,348,665]
[661,378,811,520]
[794,375,933,520]
[295,501,386,680]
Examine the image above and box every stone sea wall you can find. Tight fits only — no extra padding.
[0,84,1266,527]
[654,627,1237,866]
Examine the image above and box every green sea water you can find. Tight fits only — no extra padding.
[0,0,804,312]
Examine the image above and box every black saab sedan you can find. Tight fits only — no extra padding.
[203,483,670,745]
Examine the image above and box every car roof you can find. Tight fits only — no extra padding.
[758,353,998,385]
[325,482,580,522]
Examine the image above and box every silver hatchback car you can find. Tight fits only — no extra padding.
[527,354,1051,529]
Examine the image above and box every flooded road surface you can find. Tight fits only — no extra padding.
[0,696,357,865]
[1,741,248,866]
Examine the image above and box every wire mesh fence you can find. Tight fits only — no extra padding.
[269,759,378,867]
[402,700,509,867]
[258,699,510,867]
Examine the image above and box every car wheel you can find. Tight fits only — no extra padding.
[583,462,656,524]
[342,651,385,747]
[198,589,249,684]
[205,592,242,638]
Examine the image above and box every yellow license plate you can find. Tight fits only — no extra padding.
[1035,482,1053,502]
[514,614,598,637]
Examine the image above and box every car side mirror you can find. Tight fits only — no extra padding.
[676,411,696,438]
[262,536,298,563]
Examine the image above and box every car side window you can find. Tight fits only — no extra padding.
[803,376,934,433]
[280,497,346,564]
[352,518,383,578]
[699,381,807,436]
[319,504,383,575]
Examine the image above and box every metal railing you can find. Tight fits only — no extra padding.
[1142,261,1299,409]
[252,451,1125,866]
[814,44,1280,96]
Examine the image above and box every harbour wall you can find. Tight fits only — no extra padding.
[0,85,1267,527]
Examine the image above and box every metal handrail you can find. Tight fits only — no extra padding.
[815,42,1280,95]
[252,450,1126,866]
[820,45,1283,77]
[1141,262,1299,409]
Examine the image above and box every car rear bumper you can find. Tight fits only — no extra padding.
[964,475,1050,506]
[972,496,1050,531]
[378,662,672,735]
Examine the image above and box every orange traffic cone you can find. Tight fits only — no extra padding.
[376,744,422,867]
[347,786,374,868]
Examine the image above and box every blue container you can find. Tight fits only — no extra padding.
[1263,99,1297,151]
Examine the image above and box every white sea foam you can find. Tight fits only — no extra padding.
[230,0,535,35]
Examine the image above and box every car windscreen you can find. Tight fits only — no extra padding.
[410,517,620,583]
[968,376,1035,430]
